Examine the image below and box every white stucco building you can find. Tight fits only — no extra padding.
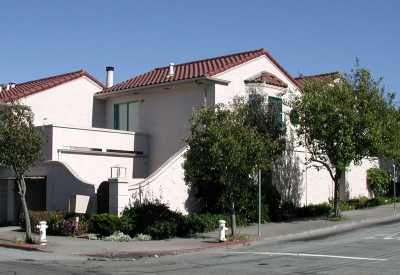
[0,48,377,225]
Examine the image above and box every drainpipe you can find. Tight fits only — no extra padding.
[194,81,207,105]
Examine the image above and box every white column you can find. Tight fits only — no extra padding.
[108,178,129,216]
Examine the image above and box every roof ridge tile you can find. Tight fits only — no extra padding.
[99,47,300,94]
[0,69,105,103]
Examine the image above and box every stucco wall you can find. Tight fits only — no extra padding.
[273,149,380,207]
[25,161,97,215]
[103,83,209,175]
[21,77,102,128]
[42,125,148,186]
[214,56,298,105]
[128,147,201,214]
[346,159,378,199]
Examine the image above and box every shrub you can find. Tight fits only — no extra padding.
[295,202,333,218]
[367,168,390,196]
[347,195,370,204]
[182,213,229,234]
[19,211,89,236]
[120,202,263,239]
[120,202,185,240]
[387,182,400,197]
[264,183,281,221]
[90,213,122,237]
[281,200,296,215]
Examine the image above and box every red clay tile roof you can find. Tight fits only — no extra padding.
[295,71,341,87]
[244,71,288,88]
[99,48,301,94]
[0,69,105,103]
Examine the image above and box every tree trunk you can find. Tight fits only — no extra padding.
[228,182,236,236]
[333,169,342,218]
[17,175,33,243]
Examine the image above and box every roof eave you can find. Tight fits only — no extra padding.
[95,76,230,99]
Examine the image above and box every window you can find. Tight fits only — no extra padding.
[248,93,283,123]
[114,101,139,131]
[268,96,283,123]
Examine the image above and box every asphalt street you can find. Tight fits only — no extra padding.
[1,218,400,274]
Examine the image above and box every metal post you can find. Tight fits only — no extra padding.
[258,169,261,237]
[394,161,396,212]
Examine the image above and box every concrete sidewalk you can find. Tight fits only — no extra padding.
[1,204,399,260]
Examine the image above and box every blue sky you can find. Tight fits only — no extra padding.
[2,1,399,104]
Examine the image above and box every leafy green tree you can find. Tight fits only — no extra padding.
[288,61,399,218]
[366,168,390,196]
[183,104,267,235]
[0,100,47,243]
[231,92,286,170]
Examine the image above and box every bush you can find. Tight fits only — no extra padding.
[367,168,390,196]
[281,201,296,215]
[90,213,122,237]
[387,181,400,197]
[120,202,185,240]
[295,202,333,218]
[19,211,89,236]
[263,182,281,221]
[182,213,233,235]
[120,202,264,239]
[187,173,274,224]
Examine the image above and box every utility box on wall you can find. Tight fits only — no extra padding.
[69,195,90,214]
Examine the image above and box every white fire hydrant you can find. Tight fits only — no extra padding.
[36,221,48,243]
[217,220,229,242]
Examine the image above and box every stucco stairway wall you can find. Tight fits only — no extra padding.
[128,147,202,214]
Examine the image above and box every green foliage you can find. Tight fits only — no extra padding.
[281,200,296,215]
[90,213,122,237]
[183,94,286,234]
[337,195,400,211]
[232,93,286,168]
[367,168,390,195]
[387,181,400,197]
[347,195,370,204]
[0,100,48,176]
[19,211,89,236]
[120,202,185,240]
[120,202,267,240]
[264,183,282,221]
[287,61,400,217]
[187,173,272,224]
[295,202,333,218]
[182,212,265,235]
[0,100,48,242]
[368,196,394,206]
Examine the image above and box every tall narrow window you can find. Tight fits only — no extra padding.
[114,101,139,131]
[268,96,283,123]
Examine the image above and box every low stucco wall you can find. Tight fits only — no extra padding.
[25,161,97,215]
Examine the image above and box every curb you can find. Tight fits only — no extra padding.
[0,241,53,253]
[1,211,399,258]
[259,213,400,243]
[81,238,262,260]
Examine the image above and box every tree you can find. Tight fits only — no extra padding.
[288,60,399,218]
[183,104,267,235]
[231,92,286,170]
[0,100,47,243]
